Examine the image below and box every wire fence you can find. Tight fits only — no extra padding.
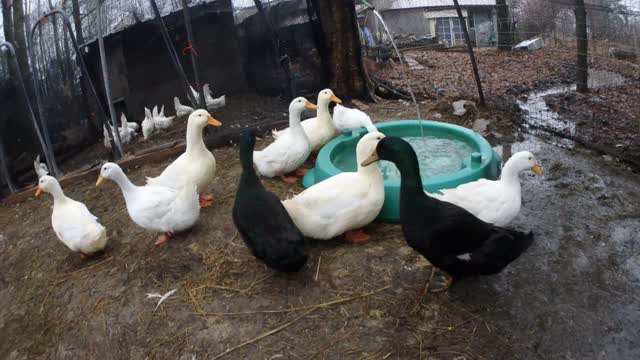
[360,0,639,157]
[0,0,322,195]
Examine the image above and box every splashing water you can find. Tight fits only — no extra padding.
[378,137,474,180]
[371,9,422,134]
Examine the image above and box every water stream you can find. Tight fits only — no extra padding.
[516,69,629,148]
[370,9,423,136]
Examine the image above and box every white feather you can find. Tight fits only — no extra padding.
[146,289,177,310]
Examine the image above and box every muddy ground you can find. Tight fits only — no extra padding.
[544,84,640,166]
[2,95,640,358]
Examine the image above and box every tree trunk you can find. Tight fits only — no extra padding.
[575,0,589,94]
[12,0,30,82]
[307,0,373,100]
[496,0,512,50]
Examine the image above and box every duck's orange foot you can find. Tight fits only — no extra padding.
[155,232,172,246]
[428,269,454,293]
[199,194,214,208]
[344,229,370,243]
[279,175,298,184]
[295,168,309,176]
[79,251,96,259]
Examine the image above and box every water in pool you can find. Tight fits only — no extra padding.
[335,136,474,180]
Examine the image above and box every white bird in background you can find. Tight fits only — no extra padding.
[103,119,135,149]
[33,154,49,179]
[174,96,194,118]
[152,105,159,120]
[189,84,226,111]
[203,83,226,111]
[189,85,200,106]
[122,113,140,132]
[332,104,377,133]
[154,114,175,130]
[142,107,155,140]
[120,114,138,142]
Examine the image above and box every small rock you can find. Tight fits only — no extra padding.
[602,155,614,162]
[432,112,442,119]
[452,100,477,116]
[369,309,384,319]
[472,118,490,135]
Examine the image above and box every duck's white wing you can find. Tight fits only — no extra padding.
[272,117,316,139]
[428,179,511,224]
[145,153,188,189]
[128,186,181,228]
[52,201,104,251]
[286,173,367,224]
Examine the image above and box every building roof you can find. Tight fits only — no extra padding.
[379,0,496,10]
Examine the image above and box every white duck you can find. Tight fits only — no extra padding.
[428,151,542,226]
[36,175,108,258]
[33,154,49,178]
[154,114,175,130]
[103,123,132,149]
[97,163,200,245]
[254,97,315,183]
[203,84,226,110]
[333,104,377,133]
[272,89,341,153]
[120,114,137,141]
[122,113,140,132]
[146,109,222,207]
[282,132,386,242]
[174,96,194,118]
[142,107,155,140]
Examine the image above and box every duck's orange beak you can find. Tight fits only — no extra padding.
[306,102,317,110]
[531,164,542,176]
[96,175,104,186]
[207,115,222,126]
[331,95,342,104]
[35,187,43,198]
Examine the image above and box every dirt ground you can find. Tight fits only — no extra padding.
[370,47,639,100]
[2,98,640,358]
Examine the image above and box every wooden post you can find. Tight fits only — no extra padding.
[575,0,589,93]
[452,0,486,107]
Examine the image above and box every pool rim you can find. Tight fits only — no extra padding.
[302,120,502,222]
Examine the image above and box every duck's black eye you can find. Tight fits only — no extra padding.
[528,156,532,160]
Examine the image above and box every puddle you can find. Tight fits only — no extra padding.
[516,69,629,148]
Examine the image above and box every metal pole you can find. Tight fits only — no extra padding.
[149,0,199,107]
[452,0,486,107]
[2,40,57,179]
[97,0,124,155]
[180,0,205,109]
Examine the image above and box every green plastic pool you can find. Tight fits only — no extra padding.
[302,120,502,223]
